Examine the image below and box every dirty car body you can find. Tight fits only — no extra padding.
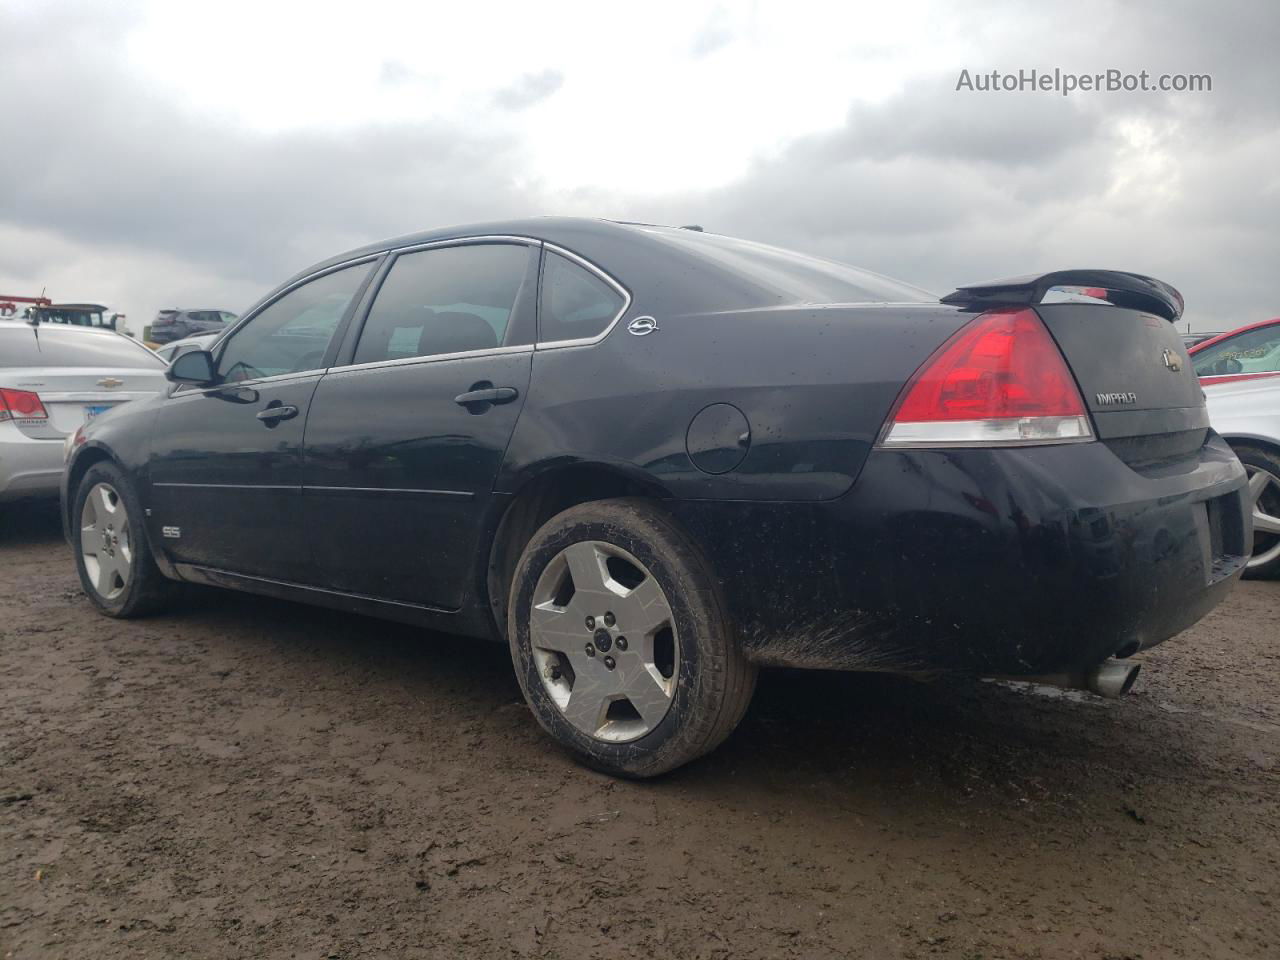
[64,219,1248,685]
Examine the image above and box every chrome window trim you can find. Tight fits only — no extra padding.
[535,241,633,350]
[326,343,534,378]
[381,234,538,256]
[169,368,327,398]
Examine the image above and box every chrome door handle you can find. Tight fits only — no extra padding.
[256,403,299,424]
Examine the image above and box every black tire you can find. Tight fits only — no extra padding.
[1231,443,1280,580]
[507,498,756,778]
[72,461,179,617]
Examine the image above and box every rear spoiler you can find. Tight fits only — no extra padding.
[941,270,1184,322]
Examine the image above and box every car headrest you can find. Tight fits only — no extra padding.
[422,311,498,355]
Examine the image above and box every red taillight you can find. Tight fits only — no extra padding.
[0,387,49,423]
[882,308,1092,447]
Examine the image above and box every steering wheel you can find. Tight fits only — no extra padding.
[1213,357,1243,375]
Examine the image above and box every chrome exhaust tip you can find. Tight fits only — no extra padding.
[1085,658,1141,699]
[994,657,1142,698]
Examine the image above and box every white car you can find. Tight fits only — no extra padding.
[0,322,168,504]
[1205,376,1280,577]
[153,331,221,364]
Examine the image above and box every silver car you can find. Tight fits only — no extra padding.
[0,322,168,504]
[1205,375,1280,577]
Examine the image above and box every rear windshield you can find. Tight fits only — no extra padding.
[0,328,164,368]
[639,227,936,304]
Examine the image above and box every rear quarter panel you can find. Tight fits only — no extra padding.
[499,303,970,501]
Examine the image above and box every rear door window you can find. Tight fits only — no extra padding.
[538,251,627,344]
[352,243,533,365]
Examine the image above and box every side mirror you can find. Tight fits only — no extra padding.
[166,349,217,385]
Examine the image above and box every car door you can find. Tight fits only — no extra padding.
[1192,322,1280,383]
[301,239,539,609]
[148,259,378,582]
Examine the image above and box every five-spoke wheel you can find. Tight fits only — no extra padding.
[508,498,756,777]
[1245,463,1280,574]
[530,540,679,743]
[79,482,133,600]
[1230,443,1280,580]
[73,462,178,617]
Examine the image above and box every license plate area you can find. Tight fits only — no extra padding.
[84,404,113,420]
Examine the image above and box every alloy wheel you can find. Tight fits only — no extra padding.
[1246,464,1280,570]
[529,540,679,743]
[80,482,133,600]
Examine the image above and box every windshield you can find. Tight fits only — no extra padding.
[638,227,936,304]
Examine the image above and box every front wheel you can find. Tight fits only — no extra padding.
[73,462,179,617]
[507,498,756,778]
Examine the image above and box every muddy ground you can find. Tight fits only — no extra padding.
[1,502,1277,959]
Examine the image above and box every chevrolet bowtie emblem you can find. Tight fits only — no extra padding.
[1161,349,1182,372]
[96,377,124,388]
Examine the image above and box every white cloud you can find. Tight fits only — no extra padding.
[1,0,1277,331]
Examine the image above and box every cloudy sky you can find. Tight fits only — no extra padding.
[2,0,1276,332]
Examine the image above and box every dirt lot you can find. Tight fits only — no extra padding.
[1,503,1278,960]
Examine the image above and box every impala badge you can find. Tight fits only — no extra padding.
[96,377,124,388]
[1096,391,1138,406]
[627,316,659,336]
[1162,348,1182,372]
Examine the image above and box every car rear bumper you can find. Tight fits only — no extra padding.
[669,433,1249,677]
[0,429,65,502]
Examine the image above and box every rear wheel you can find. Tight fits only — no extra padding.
[73,462,179,616]
[1231,443,1280,579]
[507,498,756,777]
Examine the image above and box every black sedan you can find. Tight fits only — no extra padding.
[63,219,1250,776]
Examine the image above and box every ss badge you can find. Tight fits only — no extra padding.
[627,316,659,336]
[162,526,181,539]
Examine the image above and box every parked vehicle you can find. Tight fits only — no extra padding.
[1190,318,1280,384]
[62,219,1249,776]
[153,332,221,364]
[1204,376,1280,578]
[149,309,237,345]
[27,302,123,330]
[1,323,167,504]
[1182,331,1223,349]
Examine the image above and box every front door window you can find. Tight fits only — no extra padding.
[218,262,374,382]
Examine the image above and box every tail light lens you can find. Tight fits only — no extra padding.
[0,387,49,423]
[880,308,1092,447]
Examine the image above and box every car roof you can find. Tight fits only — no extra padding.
[291,217,649,280]
[1188,317,1280,354]
[264,216,933,320]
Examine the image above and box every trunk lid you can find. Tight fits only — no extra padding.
[1034,303,1207,467]
[1,366,168,438]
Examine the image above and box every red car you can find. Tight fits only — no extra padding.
[1190,317,1280,385]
